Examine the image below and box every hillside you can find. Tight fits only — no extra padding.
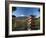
[16,16,27,20]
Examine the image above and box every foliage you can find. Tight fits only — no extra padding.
[12,17,40,31]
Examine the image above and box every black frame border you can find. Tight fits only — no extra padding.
[5,1,45,37]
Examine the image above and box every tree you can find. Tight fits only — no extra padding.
[12,7,16,12]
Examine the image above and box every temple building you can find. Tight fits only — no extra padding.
[27,15,36,30]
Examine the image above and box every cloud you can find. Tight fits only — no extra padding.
[20,14,25,16]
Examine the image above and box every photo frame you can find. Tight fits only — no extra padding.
[5,1,45,37]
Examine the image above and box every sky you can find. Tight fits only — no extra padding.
[12,7,40,18]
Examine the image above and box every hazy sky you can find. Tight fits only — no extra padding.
[12,7,40,17]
